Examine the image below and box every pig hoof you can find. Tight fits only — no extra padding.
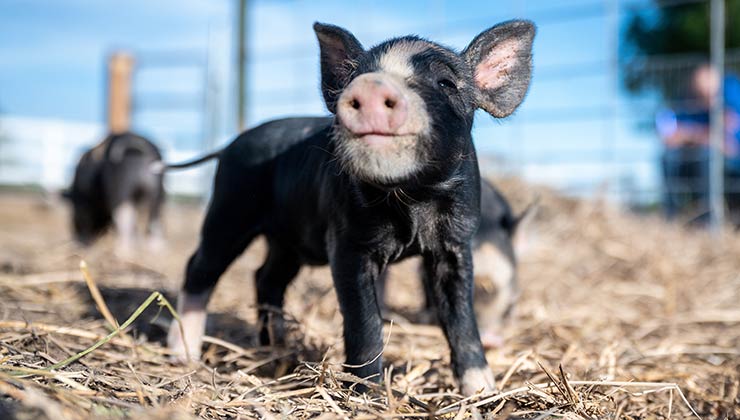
[167,321,203,363]
[147,236,166,252]
[167,340,201,364]
[167,337,202,364]
[460,367,496,396]
[480,331,504,349]
[167,292,208,363]
[168,351,196,365]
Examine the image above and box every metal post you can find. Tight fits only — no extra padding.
[606,0,619,202]
[236,0,247,131]
[202,29,217,205]
[709,0,725,233]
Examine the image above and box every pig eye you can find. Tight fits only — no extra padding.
[437,78,457,91]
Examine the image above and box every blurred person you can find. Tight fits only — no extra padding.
[656,64,740,223]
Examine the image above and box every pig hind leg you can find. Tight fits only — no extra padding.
[168,165,266,361]
[255,239,301,346]
[110,161,160,254]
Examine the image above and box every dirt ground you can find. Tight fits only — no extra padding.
[0,180,738,419]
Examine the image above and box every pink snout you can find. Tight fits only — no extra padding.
[337,74,409,136]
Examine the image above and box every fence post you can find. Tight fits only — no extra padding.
[709,0,725,234]
[107,52,135,134]
[236,0,248,131]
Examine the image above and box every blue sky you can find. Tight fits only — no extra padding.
[0,0,614,125]
[0,0,662,199]
[0,0,229,121]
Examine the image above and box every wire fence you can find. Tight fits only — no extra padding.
[131,48,217,196]
[241,0,644,204]
[240,0,736,218]
[0,0,736,221]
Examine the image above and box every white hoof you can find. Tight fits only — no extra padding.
[167,320,202,363]
[460,367,496,396]
[167,292,208,362]
[147,235,166,253]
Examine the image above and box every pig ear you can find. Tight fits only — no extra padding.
[313,22,365,114]
[462,20,535,118]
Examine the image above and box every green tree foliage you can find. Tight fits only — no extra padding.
[623,0,740,101]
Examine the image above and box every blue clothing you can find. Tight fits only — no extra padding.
[659,73,740,220]
[662,146,710,221]
[724,74,740,171]
[725,74,740,112]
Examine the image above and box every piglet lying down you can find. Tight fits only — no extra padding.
[168,20,535,396]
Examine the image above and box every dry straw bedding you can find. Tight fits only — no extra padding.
[0,179,737,419]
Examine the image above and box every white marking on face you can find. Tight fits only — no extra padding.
[460,366,496,396]
[167,291,209,362]
[334,41,433,184]
[378,40,427,79]
[473,243,516,333]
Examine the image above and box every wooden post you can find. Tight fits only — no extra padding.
[107,52,135,134]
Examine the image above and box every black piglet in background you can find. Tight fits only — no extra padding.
[63,132,165,254]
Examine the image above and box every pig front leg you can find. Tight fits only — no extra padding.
[329,239,385,385]
[422,244,495,396]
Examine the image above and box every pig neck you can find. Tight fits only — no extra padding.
[345,135,477,200]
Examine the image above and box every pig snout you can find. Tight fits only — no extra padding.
[337,74,409,136]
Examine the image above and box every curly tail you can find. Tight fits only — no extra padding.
[149,150,222,174]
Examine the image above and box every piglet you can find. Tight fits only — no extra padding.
[168,20,535,396]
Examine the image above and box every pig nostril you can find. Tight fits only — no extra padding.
[351,99,361,110]
[384,98,396,109]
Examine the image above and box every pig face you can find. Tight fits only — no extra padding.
[69,195,110,245]
[314,21,535,186]
[65,154,111,245]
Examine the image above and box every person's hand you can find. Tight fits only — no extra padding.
[665,123,709,147]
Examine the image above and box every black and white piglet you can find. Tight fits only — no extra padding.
[63,132,165,253]
[168,20,535,395]
[470,181,535,347]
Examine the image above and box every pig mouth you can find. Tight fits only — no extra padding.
[335,113,421,144]
[352,132,419,147]
[331,126,423,183]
